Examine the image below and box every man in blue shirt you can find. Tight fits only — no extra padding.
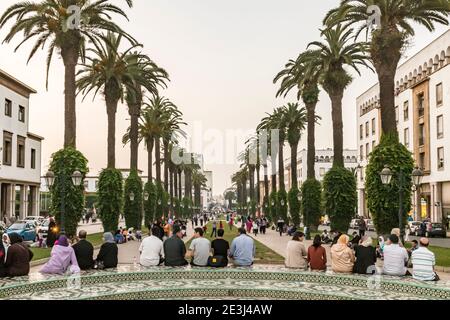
[229,228,255,266]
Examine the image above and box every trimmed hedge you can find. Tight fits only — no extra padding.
[97,168,123,233]
[143,181,157,227]
[301,179,322,230]
[278,189,288,223]
[288,187,301,227]
[123,170,143,229]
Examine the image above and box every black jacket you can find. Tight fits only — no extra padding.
[353,245,377,274]
[73,239,95,270]
[96,242,118,268]
[163,236,187,266]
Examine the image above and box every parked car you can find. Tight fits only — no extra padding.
[25,216,45,225]
[350,219,360,229]
[6,221,37,242]
[408,221,422,234]
[365,219,375,231]
[36,219,50,239]
[423,223,447,238]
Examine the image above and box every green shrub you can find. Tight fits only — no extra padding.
[278,189,288,223]
[182,197,193,218]
[269,191,278,222]
[323,166,357,233]
[48,147,89,238]
[301,179,322,230]
[174,197,182,218]
[366,133,414,235]
[288,187,301,227]
[123,170,143,229]
[143,181,157,227]
[97,168,123,233]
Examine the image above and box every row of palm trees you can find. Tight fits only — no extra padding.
[0,0,208,218]
[232,0,450,229]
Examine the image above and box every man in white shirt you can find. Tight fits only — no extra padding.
[412,238,439,281]
[139,227,164,267]
[382,234,409,276]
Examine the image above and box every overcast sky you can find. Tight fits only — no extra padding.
[0,0,448,195]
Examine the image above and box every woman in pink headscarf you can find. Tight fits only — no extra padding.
[40,235,80,275]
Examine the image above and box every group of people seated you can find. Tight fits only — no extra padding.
[139,225,255,268]
[285,229,440,282]
[0,233,34,278]
[114,227,142,244]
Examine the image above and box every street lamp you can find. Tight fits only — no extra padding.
[380,166,393,185]
[45,169,83,235]
[129,192,135,201]
[143,191,149,201]
[412,167,424,187]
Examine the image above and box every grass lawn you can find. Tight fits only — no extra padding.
[403,242,450,267]
[186,221,284,264]
[30,231,105,262]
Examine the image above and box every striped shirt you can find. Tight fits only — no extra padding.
[411,247,436,281]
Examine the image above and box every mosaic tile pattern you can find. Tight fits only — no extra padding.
[1,265,449,300]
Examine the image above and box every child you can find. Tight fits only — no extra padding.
[252,220,259,236]
[136,230,142,242]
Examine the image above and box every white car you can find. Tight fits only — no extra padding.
[365,219,376,231]
[25,216,45,225]
[36,219,50,239]
[408,221,422,234]
[350,219,360,229]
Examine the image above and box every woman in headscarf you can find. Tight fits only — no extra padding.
[353,236,377,274]
[40,235,80,275]
[0,234,9,277]
[96,232,118,269]
[4,233,34,277]
[330,234,355,273]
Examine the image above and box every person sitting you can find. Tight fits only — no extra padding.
[330,235,355,273]
[95,232,118,269]
[331,231,342,247]
[321,230,332,244]
[353,236,377,274]
[406,240,419,268]
[308,235,327,271]
[139,226,164,267]
[188,227,211,267]
[350,232,361,248]
[209,229,230,268]
[40,235,80,275]
[382,234,409,276]
[72,230,95,270]
[285,232,308,270]
[411,238,439,281]
[0,234,8,278]
[4,233,34,277]
[287,225,297,237]
[229,228,255,267]
[163,225,188,267]
[114,230,124,244]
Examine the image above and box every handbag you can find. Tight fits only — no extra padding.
[94,260,105,270]
[207,255,226,268]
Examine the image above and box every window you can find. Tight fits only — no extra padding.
[360,125,364,140]
[319,168,326,177]
[17,136,25,168]
[437,115,444,139]
[419,152,426,170]
[366,143,370,158]
[31,149,36,169]
[418,93,425,117]
[395,106,399,123]
[18,106,25,122]
[403,101,409,121]
[419,124,425,146]
[84,180,89,189]
[5,99,12,117]
[436,83,443,106]
[371,118,376,135]
[372,141,376,150]
[365,122,369,137]
[360,145,364,160]
[404,128,410,148]
[437,147,444,170]
[2,131,12,166]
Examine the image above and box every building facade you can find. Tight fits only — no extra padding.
[357,29,450,222]
[0,69,42,220]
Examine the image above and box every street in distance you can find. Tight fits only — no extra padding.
[178,304,273,317]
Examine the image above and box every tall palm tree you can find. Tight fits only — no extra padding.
[325,0,450,135]
[281,103,307,189]
[125,55,168,171]
[192,169,207,211]
[77,32,143,168]
[305,24,369,167]
[274,53,321,180]
[257,115,278,194]
[0,0,135,148]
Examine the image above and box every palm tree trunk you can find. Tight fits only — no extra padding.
[256,165,261,204]
[378,67,398,135]
[169,168,174,210]
[128,102,140,171]
[178,170,182,199]
[155,137,161,183]
[306,102,317,180]
[163,140,169,191]
[290,141,298,189]
[263,164,269,198]
[105,97,118,168]
[330,91,344,167]
[242,178,247,205]
[278,138,285,191]
[174,168,178,199]
[61,46,79,149]
[249,166,255,202]
[147,139,154,182]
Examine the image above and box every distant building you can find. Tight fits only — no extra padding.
[0,68,42,219]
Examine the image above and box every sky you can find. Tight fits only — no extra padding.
[0,0,448,195]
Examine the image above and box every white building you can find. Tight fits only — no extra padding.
[1,68,42,220]
[356,29,450,222]
[284,148,359,191]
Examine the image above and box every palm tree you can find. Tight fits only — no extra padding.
[257,115,278,194]
[192,169,207,212]
[125,55,168,171]
[325,0,450,135]
[77,32,143,168]
[274,53,321,180]
[0,0,135,148]
[305,24,369,167]
[281,103,307,189]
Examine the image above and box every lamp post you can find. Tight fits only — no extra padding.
[380,166,423,242]
[45,169,83,235]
